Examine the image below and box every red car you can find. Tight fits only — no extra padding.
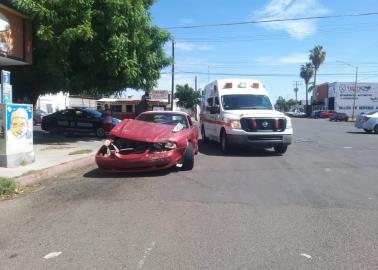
[96,111,199,172]
[320,110,335,118]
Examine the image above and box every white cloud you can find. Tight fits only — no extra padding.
[175,41,214,52]
[255,0,330,39]
[278,52,308,64]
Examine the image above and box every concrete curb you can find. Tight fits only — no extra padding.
[15,155,95,187]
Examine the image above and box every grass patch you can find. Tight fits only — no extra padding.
[0,178,17,196]
[68,149,92,155]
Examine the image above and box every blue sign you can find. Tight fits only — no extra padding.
[1,70,10,85]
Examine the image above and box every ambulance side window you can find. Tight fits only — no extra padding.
[214,97,219,106]
[206,97,213,111]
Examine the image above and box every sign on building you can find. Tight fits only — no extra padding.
[150,90,169,101]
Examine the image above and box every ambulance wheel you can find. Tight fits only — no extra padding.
[201,125,208,143]
[182,143,194,171]
[274,144,288,154]
[220,130,230,154]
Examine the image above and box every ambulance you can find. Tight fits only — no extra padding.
[200,79,293,154]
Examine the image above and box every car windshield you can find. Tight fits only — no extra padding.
[136,113,188,128]
[83,109,102,118]
[221,94,273,110]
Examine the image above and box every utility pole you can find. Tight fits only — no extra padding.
[293,81,301,109]
[207,66,210,82]
[352,66,358,120]
[195,76,198,92]
[171,40,175,111]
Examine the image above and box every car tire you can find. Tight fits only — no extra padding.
[201,125,208,143]
[364,129,373,134]
[182,143,194,171]
[274,144,288,154]
[96,127,106,138]
[220,130,230,154]
[374,125,378,134]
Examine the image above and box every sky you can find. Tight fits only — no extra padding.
[150,0,378,103]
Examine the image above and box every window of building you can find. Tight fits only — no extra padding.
[110,105,122,112]
[126,105,134,113]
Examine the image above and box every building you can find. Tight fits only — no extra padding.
[312,82,378,116]
[0,1,32,66]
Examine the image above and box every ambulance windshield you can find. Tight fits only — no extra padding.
[221,94,273,110]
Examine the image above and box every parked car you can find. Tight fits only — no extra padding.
[96,111,199,172]
[311,110,324,119]
[33,109,48,125]
[355,111,378,133]
[41,108,120,137]
[320,110,335,118]
[286,109,306,118]
[329,112,349,122]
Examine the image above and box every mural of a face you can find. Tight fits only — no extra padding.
[0,12,12,55]
[10,108,28,138]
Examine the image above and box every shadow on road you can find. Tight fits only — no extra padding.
[198,141,281,157]
[346,131,376,135]
[34,126,102,145]
[83,167,175,179]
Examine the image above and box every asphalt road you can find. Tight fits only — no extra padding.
[1,119,378,270]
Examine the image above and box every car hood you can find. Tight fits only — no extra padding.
[110,119,177,143]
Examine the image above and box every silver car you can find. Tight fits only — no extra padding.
[355,111,378,133]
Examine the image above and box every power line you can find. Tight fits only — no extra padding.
[173,71,378,77]
[163,12,378,29]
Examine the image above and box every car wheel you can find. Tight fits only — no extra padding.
[182,142,194,171]
[274,144,288,154]
[220,130,230,154]
[96,127,106,138]
[374,125,378,134]
[364,129,373,134]
[201,125,208,143]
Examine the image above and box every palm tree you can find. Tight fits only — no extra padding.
[309,45,326,89]
[300,63,314,115]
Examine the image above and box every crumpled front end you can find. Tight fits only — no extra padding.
[95,137,185,172]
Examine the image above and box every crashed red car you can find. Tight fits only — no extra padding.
[95,111,199,172]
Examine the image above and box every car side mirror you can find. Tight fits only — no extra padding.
[210,105,220,114]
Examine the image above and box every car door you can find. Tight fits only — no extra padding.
[75,110,99,133]
[55,109,76,132]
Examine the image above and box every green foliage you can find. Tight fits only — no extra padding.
[275,96,297,112]
[0,178,17,196]
[174,84,201,109]
[300,63,314,88]
[9,0,171,103]
[309,45,326,87]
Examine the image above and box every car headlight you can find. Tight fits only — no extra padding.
[230,120,242,129]
[286,118,292,129]
[164,142,177,149]
[103,139,113,146]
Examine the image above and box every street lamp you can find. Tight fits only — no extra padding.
[337,60,358,120]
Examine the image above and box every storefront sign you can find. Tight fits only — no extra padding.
[1,70,12,103]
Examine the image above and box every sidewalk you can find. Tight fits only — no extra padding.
[0,126,102,181]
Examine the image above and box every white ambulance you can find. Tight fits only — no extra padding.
[200,79,293,154]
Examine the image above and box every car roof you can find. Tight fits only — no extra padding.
[140,111,189,116]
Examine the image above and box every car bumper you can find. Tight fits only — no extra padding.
[226,128,293,147]
[95,147,185,172]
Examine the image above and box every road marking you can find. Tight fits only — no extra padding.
[138,241,156,269]
[300,253,312,259]
[43,252,62,259]
[343,146,353,149]
[325,168,331,172]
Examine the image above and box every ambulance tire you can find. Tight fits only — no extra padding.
[220,130,231,154]
[201,125,209,143]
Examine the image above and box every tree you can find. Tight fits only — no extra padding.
[175,83,201,110]
[309,45,326,89]
[8,0,171,104]
[300,63,314,115]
